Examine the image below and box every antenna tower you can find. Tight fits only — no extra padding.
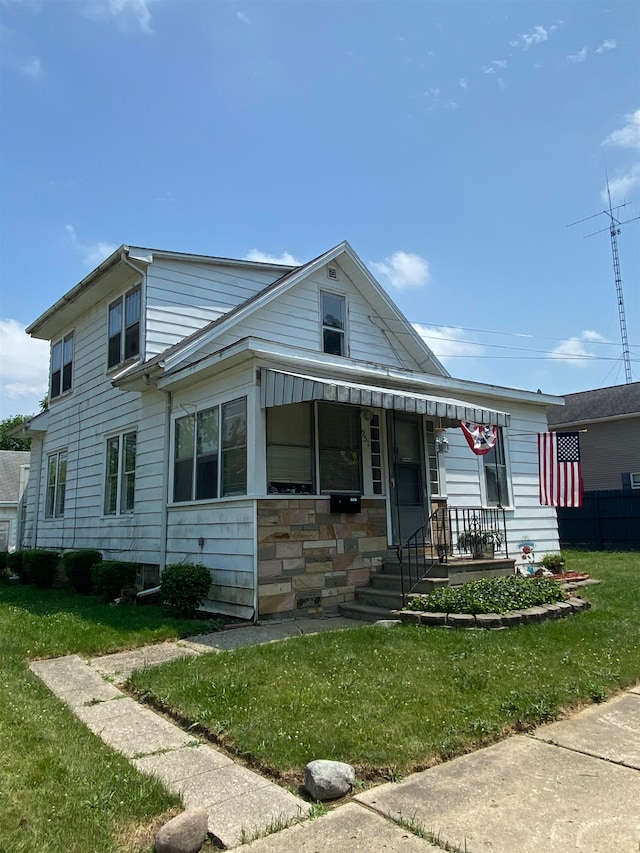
[568,177,639,384]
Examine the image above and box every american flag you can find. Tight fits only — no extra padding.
[538,431,583,507]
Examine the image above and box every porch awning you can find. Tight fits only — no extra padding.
[259,369,510,426]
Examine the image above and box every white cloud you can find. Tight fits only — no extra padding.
[567,47,587,64]
[413,325,484,364]
[370,251,431,290]
[548,331,608,367]
[64,224,117,268]
[601,164,640,203]
[596,39,616,54]
[84,0,154,34]
[0,319,49,418]
[603,109,640,150]
[245,249,301,266]
[236,11,250,24]
[21,57,42,78]
[511,25,549,50]
[492,59,507,68]
[459,78,468,89]
[424,87,440,97]
[482,65,495,75]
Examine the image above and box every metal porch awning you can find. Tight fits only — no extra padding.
[259,369,510,426]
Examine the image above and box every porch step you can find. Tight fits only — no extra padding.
[338,601,398,622]
[447,559,515,586]
[354,586,404,610]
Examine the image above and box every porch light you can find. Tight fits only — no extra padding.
[435,426,449,454]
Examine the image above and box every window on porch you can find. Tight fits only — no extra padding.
[483,428,510,507]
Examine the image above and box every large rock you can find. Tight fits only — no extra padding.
[155,808,208,853]
[304,759,355,801]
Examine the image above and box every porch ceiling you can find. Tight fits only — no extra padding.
[259,369,511,426]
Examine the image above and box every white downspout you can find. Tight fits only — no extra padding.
[159,388,172,575]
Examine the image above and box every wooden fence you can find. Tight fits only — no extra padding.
[557,490,640,550]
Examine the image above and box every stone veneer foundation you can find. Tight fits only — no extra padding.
[257,498,388,617]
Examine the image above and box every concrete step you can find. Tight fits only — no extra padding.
[338,601,397,622]
[354,586,404,610]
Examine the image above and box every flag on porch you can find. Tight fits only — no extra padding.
[459,421,498,455]
[538,431,583,507]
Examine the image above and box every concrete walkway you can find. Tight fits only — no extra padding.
[30,617,640,852]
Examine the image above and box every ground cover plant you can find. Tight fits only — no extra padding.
[129,551,640,786]
[406,575,566,614]
[0,583,217,853]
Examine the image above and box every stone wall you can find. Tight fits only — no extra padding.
[257,498,388,617]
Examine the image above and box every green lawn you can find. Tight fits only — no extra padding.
[129,551,640,785]
[0,585,217,853]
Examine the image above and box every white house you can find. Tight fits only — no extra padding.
[20,241,562,619]
[0,450,31,553]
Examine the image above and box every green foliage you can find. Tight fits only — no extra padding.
[63,549,103,595]
[407,576,565,615]
[7,550,28,583]
[0,414,31,451]
[160,562,212,616]
[91,560,137,601]
[22,549,60,589]
[540,552,565,572]
[0,552,7,578]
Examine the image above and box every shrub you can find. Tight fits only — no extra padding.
[63,549,103,594]
[92,560,137,602]
[0,551,7,578]
[540,552,565,573]
[7,551,27,582]
[22,549,60,589]
[407,575,566,615]
[160,563,212,616]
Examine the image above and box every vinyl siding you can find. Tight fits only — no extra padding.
[574,418,640,490]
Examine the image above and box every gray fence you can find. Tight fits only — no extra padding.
[557,490,640,550]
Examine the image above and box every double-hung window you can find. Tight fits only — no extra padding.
[483,428,510,507]
[108,286,141,368]
[45,450,67,518]
[173,398,247,501]
[50,333,73,399]
[321,292,346,356]
[104,431,137,514]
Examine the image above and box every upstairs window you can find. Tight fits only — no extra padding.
[108,286,141,368]
[45,450,67,518]
[321,292,346,356]
[173,398,246,502]
[50,333,73,399]
[104,431,137,515]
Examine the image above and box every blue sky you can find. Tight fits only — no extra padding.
[1,0,638,419]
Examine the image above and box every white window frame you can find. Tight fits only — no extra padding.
[50,332,74,400]
[631,473,640,489]
[45,450,67,518]
[320,290,347,357]
[171,398,247,503]
[481,428,512,508]
[108,285,141,369]
[104,431,137,515]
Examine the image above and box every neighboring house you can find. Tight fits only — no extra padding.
[0,451,31,552]
[546,383,640,491]
[20,241,562,619]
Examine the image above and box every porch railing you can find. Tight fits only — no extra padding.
[396,506,508,606]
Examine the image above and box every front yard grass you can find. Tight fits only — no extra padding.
[0,584,217,853]
[129,551,640,785]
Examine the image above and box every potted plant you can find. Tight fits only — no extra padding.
[457,519,505,559]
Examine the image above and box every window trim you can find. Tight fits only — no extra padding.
[108,285,141,369]
[50,332,74,400]
[320,290,347,357]
[481,427,512,508]
[45,450,67,518]
[631,473,640,490]
[103,430,137,515]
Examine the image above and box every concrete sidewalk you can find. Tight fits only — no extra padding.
[30,618,640,851]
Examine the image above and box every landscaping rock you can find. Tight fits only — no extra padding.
[520,606,547,624]
[544,603,563,619]
[502,611,523,626]
[396,610,423,624]
[304,759,355,801]
[556,601,573,617]
[446,613,476,628]
[475,613,503,629]
[374,619,401,628]
[567,596,589,612]
[154,808,208,853]
[420,611,447,626]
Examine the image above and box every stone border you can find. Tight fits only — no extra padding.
[393,596,591,629]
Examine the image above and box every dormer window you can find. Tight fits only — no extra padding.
[108,286,141,368]
[50,332,73,399]
[321,292,346,356]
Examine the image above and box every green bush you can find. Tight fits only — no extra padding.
[63,549,103,594]
[407,575,566,615]
[22,549,60,589]
[0,551,7,578]
[7,550,28,583]
[160,563,211,616]
[92,560,137,602]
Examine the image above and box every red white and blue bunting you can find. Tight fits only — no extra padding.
[459,421,497,456]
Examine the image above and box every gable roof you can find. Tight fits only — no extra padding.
[0,451,30,503]
[119,241,447,386]
[547,382,640,427]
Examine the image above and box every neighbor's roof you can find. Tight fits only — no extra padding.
[546,382,640,427]
[0,451,31,503]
